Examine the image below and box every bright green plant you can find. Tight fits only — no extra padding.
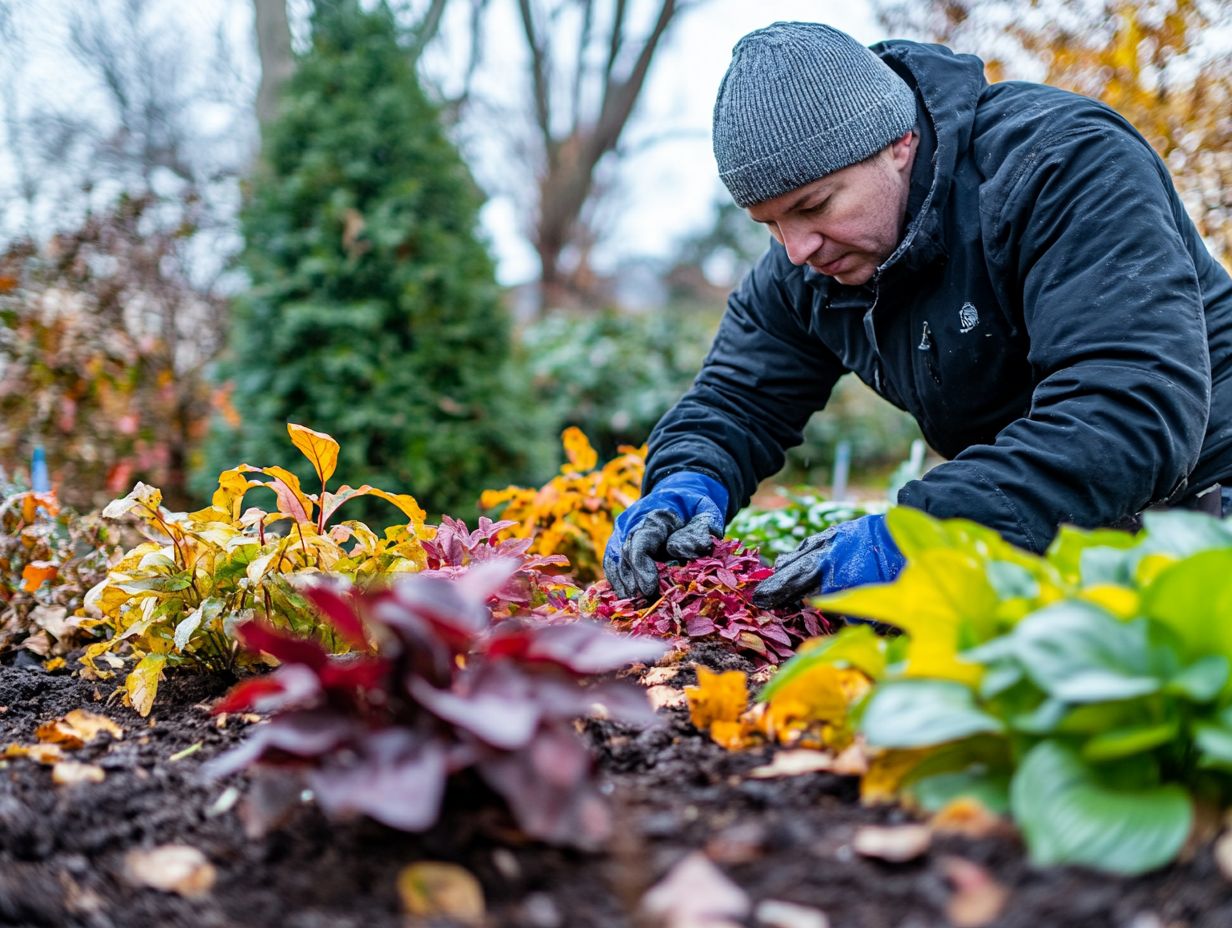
[727,489,878,563]
[801,506,1232,875]
[81,423,430,716]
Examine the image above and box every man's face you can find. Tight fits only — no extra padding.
[746,132,918,286]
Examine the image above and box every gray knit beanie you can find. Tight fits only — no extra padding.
[713,22,917,207]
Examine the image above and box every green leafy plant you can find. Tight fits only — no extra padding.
[80,423,431,716]
[727,489,878,563]
[804,506,1232,875]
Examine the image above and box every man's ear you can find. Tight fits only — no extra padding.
[888,128,918,172]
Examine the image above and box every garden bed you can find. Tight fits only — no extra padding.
[1,644,1227,928]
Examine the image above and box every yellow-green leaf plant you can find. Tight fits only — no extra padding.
[79,423,433,715]
[805,506,1232,875]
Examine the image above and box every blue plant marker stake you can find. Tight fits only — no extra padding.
[31,446,50,494]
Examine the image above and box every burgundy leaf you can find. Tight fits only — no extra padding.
[302,582,370,650]
[237,620,331,670]
[202,710,356,779]
[308,728,448,831]
[408,664,541,750]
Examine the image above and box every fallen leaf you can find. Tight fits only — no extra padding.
[124,845,216,898]
[52,761,105,785]
[754,899,831,928]
[43,657,66,672]
[940,856,1009,927]
[21,561,58,593]
[929,797,1009,839]
[852,824,932,863]
[640,852,750,928]
[397,862,484,925]
[647,685,687,710]
[5,743,65,764]
[1214,830,1232,881]
[685,667,749,730]
[829,742,870,776]
[36,710,123,749]
[705,822,767,865]
[749,750,836,779]
[29,604,74,640]
[643,666,680,686]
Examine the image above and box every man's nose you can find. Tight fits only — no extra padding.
[781,224,821,265]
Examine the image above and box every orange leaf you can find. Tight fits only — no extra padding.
[21,561,58,593]
[287,423,339,487]
[685,667,749,731]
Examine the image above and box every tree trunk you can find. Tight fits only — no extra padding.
[253,0,295,146]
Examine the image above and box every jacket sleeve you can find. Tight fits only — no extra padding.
[644,242,847,520]
[899,121,1211,551]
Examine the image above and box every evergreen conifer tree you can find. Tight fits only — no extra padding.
[202,0,549,520]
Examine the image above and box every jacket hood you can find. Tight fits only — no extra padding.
[803,40,987,291]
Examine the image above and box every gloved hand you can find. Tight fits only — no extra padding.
[603,472,729,602]
[751,513,904,609]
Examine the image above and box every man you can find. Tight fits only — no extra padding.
[603,21,1232,607]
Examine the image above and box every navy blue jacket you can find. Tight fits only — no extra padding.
[645,40,1232,552]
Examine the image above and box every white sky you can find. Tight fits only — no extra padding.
[0,0,880,287]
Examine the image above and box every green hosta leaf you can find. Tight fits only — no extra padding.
[759,625,886,702]
[1141,550,1232,665]
[1011,603,1163,702]
[907,768,1011,815]
[1081,718,1180,762]
[1010,698,1068,734]
[1164,655,1229,703]
[1010,740,1192,875]
[1046,525,1138,584]
[1138,511,1232,559]
[861,679,1004,748]
[1194,718,1232,769]
[986,560,1039,600]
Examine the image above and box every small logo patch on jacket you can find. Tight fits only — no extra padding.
[959,302,979,333]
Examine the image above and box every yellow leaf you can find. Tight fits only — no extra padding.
[212,467,257,523]
[560,426,598,474]
[125,652,167,717]
[684,667,749,730]
[860,747,935,804]
[397,862,485,925]
[1077,584,1140,619]
[760,664,870,745]
[36,710,123,748]
[287,422,339,487]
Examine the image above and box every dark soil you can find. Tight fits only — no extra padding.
[0,642,1229,928]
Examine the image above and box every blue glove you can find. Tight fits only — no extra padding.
[603,471,729,602]
[751,513,905,609]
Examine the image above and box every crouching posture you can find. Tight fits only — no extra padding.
[605,21,1232,605]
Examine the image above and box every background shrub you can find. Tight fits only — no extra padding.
[201,0,550,522]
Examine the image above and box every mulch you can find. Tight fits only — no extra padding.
[0,641,1228,928]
